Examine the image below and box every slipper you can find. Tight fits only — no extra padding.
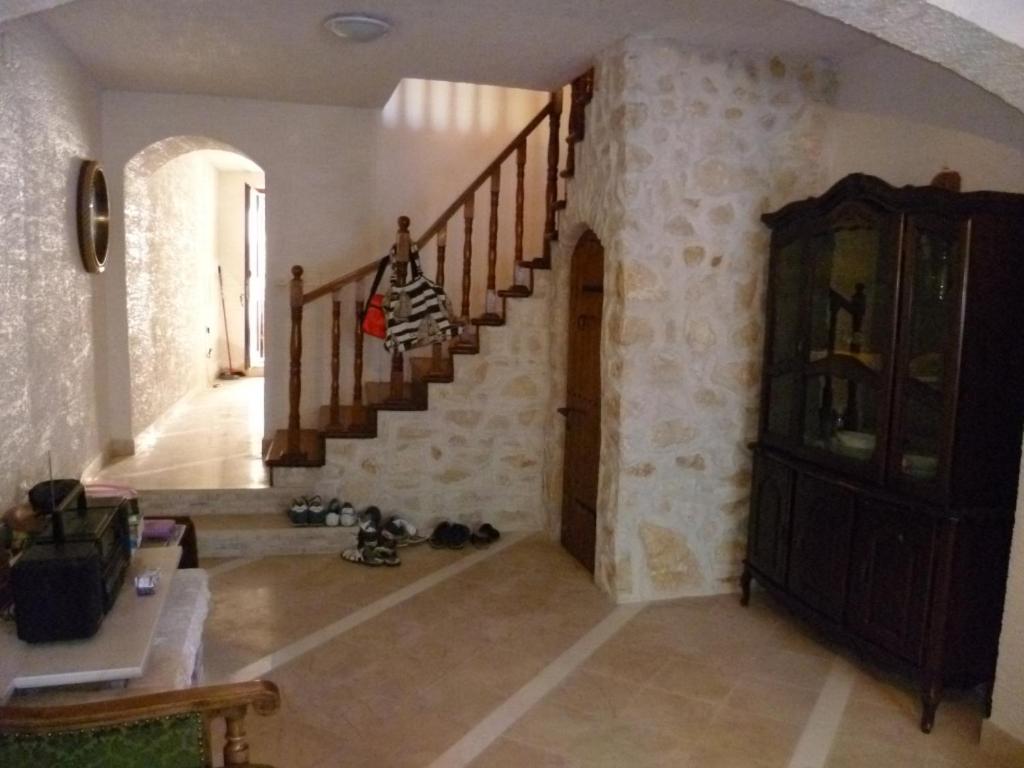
[447,523,471,550]
[341,545,384,566]
[373,545,401,567]
[288,497,309,526]
[340,502,357,527]
[430,521,451,549]
[325,498,342,527]
[307,495,326,526]
[383,517,428,547]
[359,506,381,533]
[471,523,500,548]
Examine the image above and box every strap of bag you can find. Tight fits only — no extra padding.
[365,249,393,301]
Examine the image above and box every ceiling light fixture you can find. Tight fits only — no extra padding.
[323,13,392,43]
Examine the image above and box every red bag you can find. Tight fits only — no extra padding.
[362,294,387,338]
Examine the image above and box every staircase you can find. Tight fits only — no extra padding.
[264,71,595,475]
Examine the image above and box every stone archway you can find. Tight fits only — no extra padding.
[122,136,265,441]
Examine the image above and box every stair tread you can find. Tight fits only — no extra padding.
[320,404,378,437]
[472,313,505,327]
[411,356,453,383]
[265,429,325,468]
[364,382,427,409]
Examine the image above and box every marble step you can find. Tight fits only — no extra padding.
[193,513,358,557]
[138,488,304,518]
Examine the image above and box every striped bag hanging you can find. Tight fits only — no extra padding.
[383,246,462,352]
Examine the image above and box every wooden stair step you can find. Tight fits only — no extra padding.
[449,330,480,355]
[554,199,567,211]
[320,405,378,438]
[411,356,453,384]
[498,285,532,298]
[472,313,505,327]
[525,257,551,270]
[265,429,325,468]
[364,381,428,411]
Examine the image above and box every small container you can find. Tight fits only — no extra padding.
[135,568,161,596]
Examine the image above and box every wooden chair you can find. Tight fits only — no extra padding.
[0,680,280,768]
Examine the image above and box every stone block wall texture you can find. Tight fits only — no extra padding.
[0,17,103,505]
[276,273,554,532]
[125,152,219,435]
[548,38,835,602]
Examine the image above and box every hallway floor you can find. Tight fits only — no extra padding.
[92,377,268,490]
[201,535,1015,768]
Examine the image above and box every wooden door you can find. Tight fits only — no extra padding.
[847,500,935,663]
[747,454,794,585]
[560,231,604,572]
[788,474,855,621]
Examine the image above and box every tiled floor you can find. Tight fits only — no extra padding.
[200,535,1016,768]
[90,377,268,490]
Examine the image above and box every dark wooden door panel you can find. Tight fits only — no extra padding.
[848,501,935,663]
[788,474,855,620]
[748,455,794,584]
[561,231,604,572]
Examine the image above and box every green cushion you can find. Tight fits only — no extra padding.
[0,712,206,768]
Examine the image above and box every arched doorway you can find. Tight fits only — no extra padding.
[101,136,268,489]
[559,230,604,572]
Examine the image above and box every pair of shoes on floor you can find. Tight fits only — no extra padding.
[287,496,323,525]
[429,521,500,550]
[382,516,427,548]
[325,499,356,527]
[341,506,400,566]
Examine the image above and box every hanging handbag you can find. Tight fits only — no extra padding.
[360,255,390,339]
[383,246,461,352]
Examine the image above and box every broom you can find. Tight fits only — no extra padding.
[217,265,245,380]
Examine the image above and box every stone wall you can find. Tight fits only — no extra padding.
[125,152,219,435]
[0,17,103,504]
[547,38,835,602]
[276,274,554,532]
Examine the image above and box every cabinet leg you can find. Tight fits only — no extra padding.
[920,682,942,734]
[740,565,752,607]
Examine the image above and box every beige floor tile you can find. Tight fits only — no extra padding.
[541,668,642,719]
[721,676,819,726]
[698,708,804,765]
[468,737,577,767]
[645,652,738,703]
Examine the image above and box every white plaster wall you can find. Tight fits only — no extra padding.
[828,42,1024,192]
[550,39,834,602]
[0,16,103,503]
[993,456,1024,739]
[214,170,264,373]
[125,152,219,434]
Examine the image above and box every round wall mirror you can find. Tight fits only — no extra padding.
[76,160,109,273]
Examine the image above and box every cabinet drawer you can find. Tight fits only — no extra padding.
[747,455,794,585]
[788,474,856,621]
[847,500,935,663]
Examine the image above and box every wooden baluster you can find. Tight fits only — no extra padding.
[223,708,250,766]
[329,291,341,427]
[543,90,563,264]
[389,216,411,402]
[564,80,579,179]
[511,140,529,291]
[430,224,448,377]
[482,167,501,321]
[460,195,474,321]
[285,265,304,458]
[353,298,365,410]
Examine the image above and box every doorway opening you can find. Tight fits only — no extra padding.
[103,137,269,489]
[560,230,605,572]
[245,185,266,371]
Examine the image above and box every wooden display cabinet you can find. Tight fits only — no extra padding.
[741,174,1024,732]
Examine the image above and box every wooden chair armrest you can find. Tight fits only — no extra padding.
[0,680,280,732]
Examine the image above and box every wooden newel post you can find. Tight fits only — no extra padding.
[286,265,304,458]
[543,89,563,263]
[390,216,411,401]
[223,707,250,766]
[430,224,448,376]
[329,290,341,427]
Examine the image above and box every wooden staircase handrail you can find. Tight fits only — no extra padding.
[301,95,560,306]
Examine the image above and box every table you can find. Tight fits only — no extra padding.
[0,547,181,702]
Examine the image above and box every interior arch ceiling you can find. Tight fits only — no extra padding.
[25,0,1024,115]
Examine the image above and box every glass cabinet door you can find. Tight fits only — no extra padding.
[799,203,897,471]
[762,236,805,443]
[891,216,963,486]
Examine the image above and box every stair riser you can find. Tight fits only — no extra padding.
[198,528,357,558]
[139,489,299,517]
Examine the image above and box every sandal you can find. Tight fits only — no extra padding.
[447,523,471,550]
[383,517,427,548]
[341,545,385,566]
[471,523,501,548]
[430,521,451,549]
